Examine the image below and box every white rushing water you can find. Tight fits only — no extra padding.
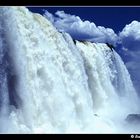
[0,6,139,133]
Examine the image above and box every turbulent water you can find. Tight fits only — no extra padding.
[0,6,139,133]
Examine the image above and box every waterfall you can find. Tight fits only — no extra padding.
[0,6,139,133]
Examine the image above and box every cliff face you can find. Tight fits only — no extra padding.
[0,7,139,133]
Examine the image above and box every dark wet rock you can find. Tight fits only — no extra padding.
[126,114,140,124]
[106,43,114,51]
[94,114,99,117]
[72,39,76,44]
